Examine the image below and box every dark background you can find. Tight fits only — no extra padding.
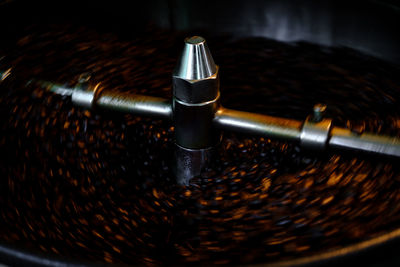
[0,0,399,63]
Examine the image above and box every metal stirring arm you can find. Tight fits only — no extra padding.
[214,108,400,157]
[2,36,400,185]
[33,69,400,159]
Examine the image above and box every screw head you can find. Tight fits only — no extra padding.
[78,72,92,84]
[312,103,327,122]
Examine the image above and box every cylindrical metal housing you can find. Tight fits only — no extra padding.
[172,36,220,183]
[172,36,220,149]
[174,144,215,185]
[173,96,219,149]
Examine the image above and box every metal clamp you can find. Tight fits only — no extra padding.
[300,117,332,151]
[71,79,104,109]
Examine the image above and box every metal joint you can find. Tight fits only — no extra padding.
[71,82,103,109]
[173,94,219,149]
[300,117,333,151]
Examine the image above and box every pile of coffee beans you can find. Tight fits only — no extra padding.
[0,24,400,265]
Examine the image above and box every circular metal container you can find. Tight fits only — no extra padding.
[0,0,399,266]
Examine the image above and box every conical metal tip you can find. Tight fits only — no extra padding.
[173,36,217,80]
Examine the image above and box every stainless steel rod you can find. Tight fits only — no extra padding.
[96,91,172,120]
[38,81,172,120]
[13,73,400,159]
[214,107,400,158]
[329,127,400,157]
[214,107,303,141]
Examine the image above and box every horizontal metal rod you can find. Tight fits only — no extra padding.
[214,107,400,158]
[37,80,172,120]
[214,108,303,141]
[96,91,172,120]
[18,76,400,159]
[37,80,75,96]
[329,127,400,157]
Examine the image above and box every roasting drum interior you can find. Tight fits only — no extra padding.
[0,0,400,266]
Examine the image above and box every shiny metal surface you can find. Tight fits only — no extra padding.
[5,31,400,186]
[174,144,214,186]
[172,36,220,184]
[20,68,400,160]
[96,91,172,120]
[329,127,400,157]
[214,107,303,141]
[42,82,74,96]
[214,107,400,157]
[172,36,220,148]
[173,96,219,149]
[36,74,400,159]
[173,69,219,104]
[173,36,217,80]
[38,80,172,119]
[71,84,98,108]
[173,37,219,103]
[300,118,332,150]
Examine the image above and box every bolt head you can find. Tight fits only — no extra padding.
[173,66,219,103]
[78,72,92,84]
[312,103,327,122]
